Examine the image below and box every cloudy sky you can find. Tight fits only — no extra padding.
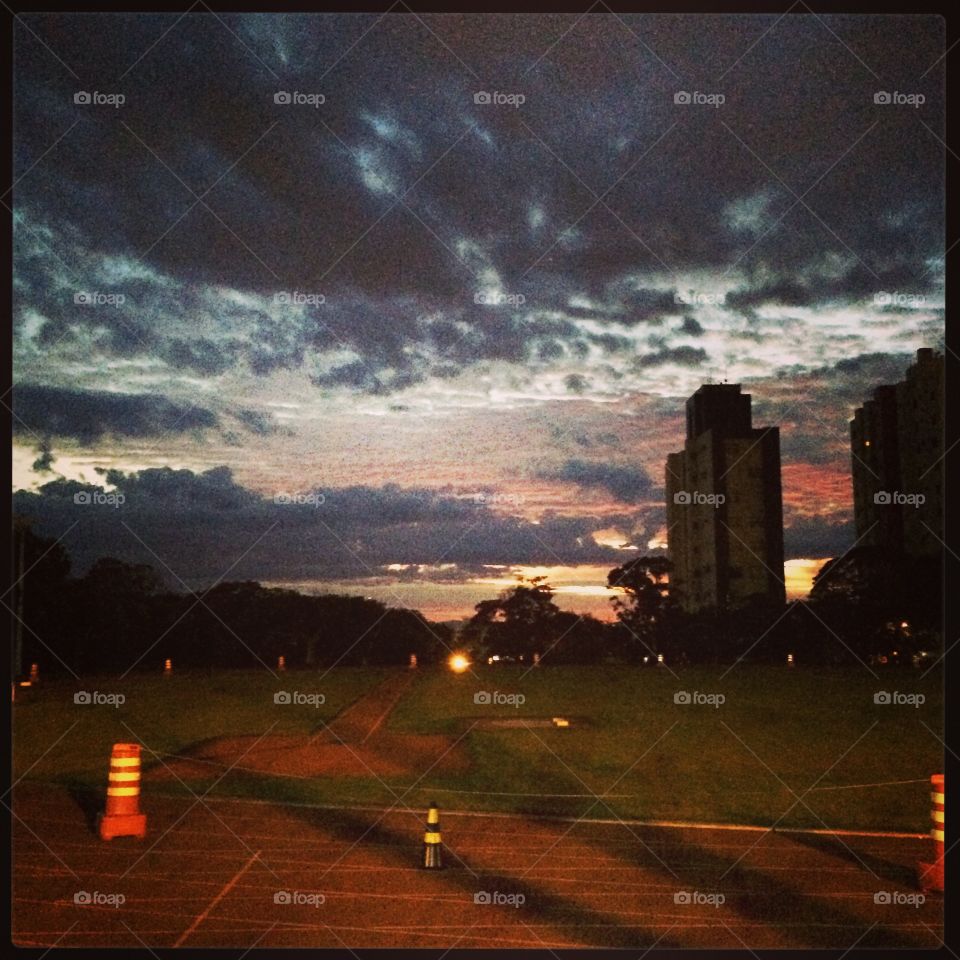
[12,12,944,620]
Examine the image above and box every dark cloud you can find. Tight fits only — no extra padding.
[617,287,682,324]
[546,459,657,504]
[161,337,236,376]
[234,408,278,435]
[760,351,923,408]
[13,385,219,444]
[636,345,708,368]
[12,467,635,583]
[783,517,855,559]
[32,440,55,473]
[725,278,814,311]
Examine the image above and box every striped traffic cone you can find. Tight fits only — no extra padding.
[918,773,944,892]
[163,658,172,679]
[99,743,147,840]
[423,802,443,869]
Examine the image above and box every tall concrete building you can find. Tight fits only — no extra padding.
[666,384,785,614]
[850,348,943,559]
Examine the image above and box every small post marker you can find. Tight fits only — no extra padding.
[657,653,664,666]
[409,653,418,669]
[533,652,541,667]
[918,773,944,893]
[99,743,147,840]
[29,663,40,683]
[163,658,172,679]
[423,802,443,869]
[787,653,795,667]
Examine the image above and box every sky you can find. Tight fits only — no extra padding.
[11,12,945,621]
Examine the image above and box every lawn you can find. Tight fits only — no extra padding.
[387,663,944,831]
[12,667,384,784]
[13,663,943,832]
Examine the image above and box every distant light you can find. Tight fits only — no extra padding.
[448,653,470,674]
[865,440,871,447]
[900,621,909,629]
[491,655,500,662]
[552,717,570,728]
[657,653,664,665]
[18,681,32,687]
[487,657,493,665]
[643,656,649,664]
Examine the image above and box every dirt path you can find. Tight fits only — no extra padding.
[313,670,415,744]
[142,670,466,781]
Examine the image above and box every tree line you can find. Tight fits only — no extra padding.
[11,518,942,676]
[11,521,452,676]
[459,551,940,668]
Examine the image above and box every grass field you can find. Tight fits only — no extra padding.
[12,668,385,782]
[13,664,942,832]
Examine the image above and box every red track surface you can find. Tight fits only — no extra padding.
[12,782,943,949]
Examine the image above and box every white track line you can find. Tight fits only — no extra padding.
[173,849,261,947]
[188,794,928,839]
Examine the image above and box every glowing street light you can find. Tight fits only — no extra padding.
[448,653,470,674]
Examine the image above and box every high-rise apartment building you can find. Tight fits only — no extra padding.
[850,348,943,558]
[666,384,785,613]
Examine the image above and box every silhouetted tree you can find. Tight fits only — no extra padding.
[606,556,674,661]
[808,546,941,661]
[463,576,560,659]
[12,518,72,676]
[548,611,613,663]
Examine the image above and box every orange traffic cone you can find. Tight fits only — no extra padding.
[423,802,443,869]
[163,658,172,679]
[918,773,944,892]
[278,655,286,672]
[29,663,40,683]
[99,743,147,840]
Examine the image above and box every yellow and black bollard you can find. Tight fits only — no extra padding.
[423,802,443,869]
